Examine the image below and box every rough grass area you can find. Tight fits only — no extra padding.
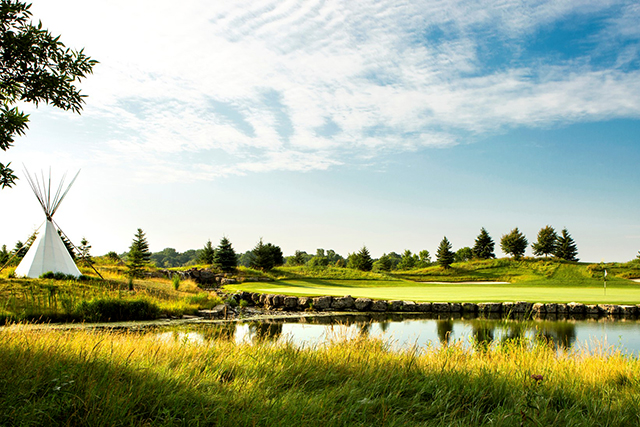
[1,326,639,426]
[0,259,223,323]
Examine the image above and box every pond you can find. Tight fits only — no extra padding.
[154,313,640,356]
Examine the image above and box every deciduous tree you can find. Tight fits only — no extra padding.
[1,0,97,188]
[500,228,528,260]
[532,225,557,258]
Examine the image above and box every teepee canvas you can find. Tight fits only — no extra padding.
[15,169,81,278]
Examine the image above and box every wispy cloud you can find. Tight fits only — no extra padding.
[30,0,640,181]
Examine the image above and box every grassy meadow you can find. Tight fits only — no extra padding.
[0,258,223,323]
[1,325,639,426]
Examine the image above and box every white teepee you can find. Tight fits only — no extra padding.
[15,169,81,278]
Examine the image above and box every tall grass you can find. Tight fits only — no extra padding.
[1,326,639,426]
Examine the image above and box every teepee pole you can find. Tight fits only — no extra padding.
[52,219,104,280]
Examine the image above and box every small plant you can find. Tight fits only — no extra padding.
[239,299,248,309]
[128,277,134,291]
[7,269,16,278]
[224,296,238,307]
[172,274,180,291]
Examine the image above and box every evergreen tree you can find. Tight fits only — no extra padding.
[436,237,455,269]
[251,239,284,271]
[554,228,579,261]
[472,228,495,259]
[78,237,93,265]
[500,228,528,260]
[348,246,373,271]
[128,228,151,278]
[531,225,557,258]
[288,250,309,266]
[213,237,237,272]
[58,230,76,260]
[0,244,9,265]
[199,240,215,264]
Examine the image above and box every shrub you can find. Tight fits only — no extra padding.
[172,274,180,291]
[75,298,160,322]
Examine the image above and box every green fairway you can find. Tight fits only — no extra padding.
[226,279,640,304]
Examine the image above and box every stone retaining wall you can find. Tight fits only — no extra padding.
[231,291,640,318]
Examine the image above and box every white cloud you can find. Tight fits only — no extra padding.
[26,0,640,181]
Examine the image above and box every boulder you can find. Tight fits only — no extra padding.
[312,296,333,311]
[402,301,417,312]
[416,302,432,312]
[556,304,568,314]
[477,302,502,313]
[389,300,404,312]
[332,295,355,310]
[354,298,373,311]
[544,303,558,313]
[620,305,637,316]
[461,303,477,313]
[272,295,285,308]
[599,304,621,315]
[531,303,545,314]
[298,297,312,310]
[370,300,388,312]
[450,303,462,312]
[586,304,600,315]
[432,302,451,312]
[567,302,586,315]
[284,296,299,310]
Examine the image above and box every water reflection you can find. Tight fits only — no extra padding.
[153,313,639,355]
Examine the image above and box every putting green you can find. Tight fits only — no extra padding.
[226,279,640,304]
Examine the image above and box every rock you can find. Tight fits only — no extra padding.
[402,301,417,312]
[620,305,637,316]
[370,300,388,312]
[450,303,461,312]
[502,302,514,313]
[432,302,451,312]
[272,295,285,308]
[284,296,299,310]
[531,303,545,314]
[567,302,586,315]
[544,303,558,313]
[297,297,312,309]
[514,301,532,313]
[251,293,262,304]
[332,295,355,310]
[461,303,477,313]
[312,296,333,311]
[477,302,502,313]
[416,302,432,312]
[586,304,600,315]
[599,304,621,315]
[354,298,373,311]
[556,304,568,314]
[259,294,268,306]
[198,304,227,319]
[220,278,237,285]
[389,300,404,311]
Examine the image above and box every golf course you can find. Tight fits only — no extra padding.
[225,259,640,305]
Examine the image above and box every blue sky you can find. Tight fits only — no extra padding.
[2,0,640,262]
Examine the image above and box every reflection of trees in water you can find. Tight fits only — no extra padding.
[379,321,390,333]
[471,322,494,350]
[501,322,526,343]
[357,322,371,338]
[536,322,577,351]
[436,319,454,346]
[200,323,237,341]
[249,321,283,342]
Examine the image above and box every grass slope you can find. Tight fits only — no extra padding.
[1,326,639,426]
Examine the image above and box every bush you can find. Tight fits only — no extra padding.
[172,275,180,291]
[75,298,160,322]
[40,271,79,281]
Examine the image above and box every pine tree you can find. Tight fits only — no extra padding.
[531,225,557,258]
[128,228,151,278]
[213,237,237,272]
[251,239,284,271]
[78,237,93,265]
[199,240,215,264]
[500,228,528,260]
[0,244,9,265]
[436,237,455,269]
[472,228,495,259]
[351,246,374,271]
[554,228,579,261]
